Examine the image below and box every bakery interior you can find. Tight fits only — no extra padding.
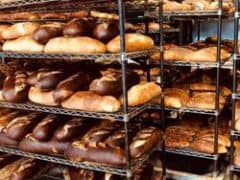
[0,0,239,179]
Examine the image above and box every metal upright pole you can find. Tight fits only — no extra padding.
[213,0,223,177]
[230,0,239,179]
[117,0,131,179]
[158,0,166,179]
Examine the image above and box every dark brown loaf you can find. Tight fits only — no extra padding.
[92,22,119,43]
[89,68,140,96]
[10,158,41,180]
[63,19,90,37]
[65,141,126,167]
[0,112,21,131]
[130,127,162,158]
[2,72,29,103]
[27,68,50,87]
[32,114,61,141]
[0,131,18,146]
[53,72,91,103]
[33,23,63,44]
[5,113,41,141]
[19,134,69,154]
[53,118,93,142]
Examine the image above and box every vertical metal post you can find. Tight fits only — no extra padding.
[197,21,201,41]
[117,0,131,179]
[159,0,166,179]
[214,0,223,177]
[230,0,239,179]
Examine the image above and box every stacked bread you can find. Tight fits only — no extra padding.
[165,116,230,154]
[63,163,154,180]
[0,154,52,180]
[151,38,232,62]
[0,109,162,167]
[0,19,154,53]
[0,65,161,112]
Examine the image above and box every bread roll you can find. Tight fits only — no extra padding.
[0,112,21,131]
[33,22,63,44]
[0,158,23,180]
[119,82,161,106]
[164,47,193,61]
[61,91,120,112]
[19,134,69,154]
[3,36,44,52]
[28,86,59,107]
[32,114,61,141]
[53,72,91,103]
[44,37,107,54]
[5,113,41,141]
[2,22,40,40]
[2,72,29,103]
[0,131,18,146]
[163,1,192,11]
[0,25,10,42]
[107,33,154,53]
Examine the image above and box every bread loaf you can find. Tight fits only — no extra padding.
[89,69,139,96]
[0,25,10,42]
[130,127,162,158]
[3,36,44,52]
[107,33,154,53]
[2,22,40,40]
[0,158,23,180]
[33,22,63,44]
[0,131,18,146]
[28,86,59,106]
[92,23,119,43]
[32,114,61,141]
[53,118,92,142]
[53,73,91,103]
[19,134,69,154]
[44,37,107,54]
[63,19,91,37]
[5,113,41,141]
[61,91,120,112]
[119,82,161,106]
[0,112,21,131]
[164,88,189,108]
[2,72,29,103]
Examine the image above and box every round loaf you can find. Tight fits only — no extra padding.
[44,37,107,54]
[106,33,154,53]
[63,20,90,37]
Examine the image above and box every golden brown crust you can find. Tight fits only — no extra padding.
[106,33,154,53]
[164,88,189,108]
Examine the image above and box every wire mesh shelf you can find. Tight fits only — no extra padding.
[0,50,155,61]
[0,145,153,176]
[230,165,240,172]
[0,101,147,121]
[159,147,218,160]
[148,104,217,116]
[231,130,240,137]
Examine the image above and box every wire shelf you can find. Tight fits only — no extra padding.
[0,0,109,10]
[159,147,218,160]
[0,145,153,176]
[147,10,229,18]
[231,130,240,137]
[230,165,240,172]
[148,104,217,116]
[0,101,147,122]
[0,50,155,61]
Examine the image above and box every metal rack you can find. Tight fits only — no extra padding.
[230,0,239,178]
[154,0,225,178]
[0,146,151,176]
[0,101,147,122]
